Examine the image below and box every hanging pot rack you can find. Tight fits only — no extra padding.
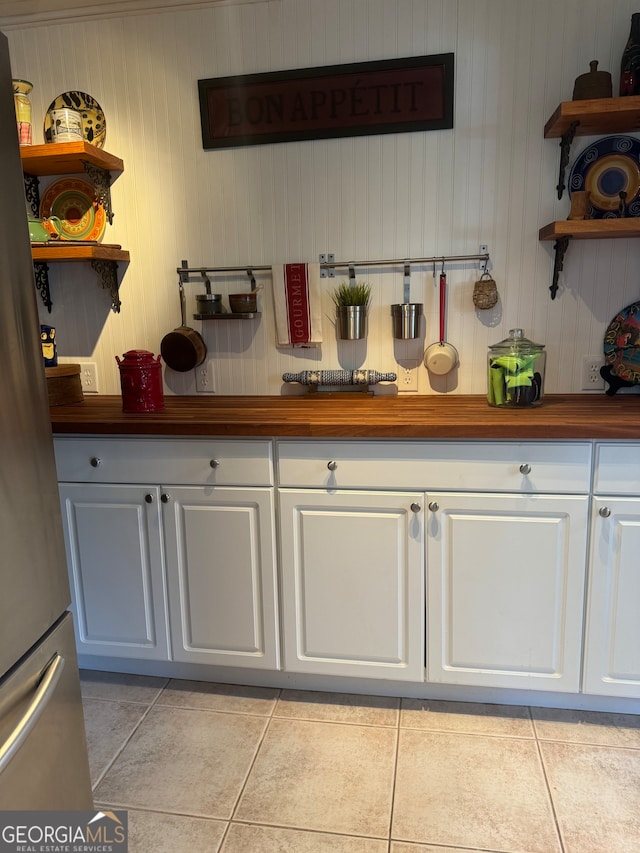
[177,249,491,291]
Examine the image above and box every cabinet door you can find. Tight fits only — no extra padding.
[162,486,279,669]
[583,497,640,698]
[58,483,169,660]
[278,489,424,681]
[427,492,588,692]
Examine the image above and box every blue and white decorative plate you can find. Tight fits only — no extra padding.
[568,135,640,218]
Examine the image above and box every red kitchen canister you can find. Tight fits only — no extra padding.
[116,350,165,413]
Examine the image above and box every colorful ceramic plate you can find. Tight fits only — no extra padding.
[43,91,106,148]
[39,177,106,242]
[603,300,640,384]
[568,135,640,218]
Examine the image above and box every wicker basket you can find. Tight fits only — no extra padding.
[473,274,498,310]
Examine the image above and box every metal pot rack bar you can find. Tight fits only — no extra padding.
[178,249,490,283]
[178,250,490,309]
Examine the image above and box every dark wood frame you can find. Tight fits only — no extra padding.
[199,53,454,150]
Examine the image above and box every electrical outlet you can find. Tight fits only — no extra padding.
[399,365,419,392]
[79,362,99,393]
[581,355,605,391]
[195,360,215,393]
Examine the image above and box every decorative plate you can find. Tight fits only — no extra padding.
[603,300,640,384]
[568,135,640,218]
[43,91,106,148]
[39,177,106,242]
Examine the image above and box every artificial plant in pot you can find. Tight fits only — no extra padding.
[332,280,372,340]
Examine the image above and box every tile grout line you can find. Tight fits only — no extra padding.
[530,705,567,853]
[217,687,284,850]
[386,702,402,852]
[89,680,171,792]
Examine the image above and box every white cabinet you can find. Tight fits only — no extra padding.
[278,489,424,681]
[426,492,589,692]
[162,486,279,669]
[583,444,640,698]
[55,437,278,670]
[59,482,169,660]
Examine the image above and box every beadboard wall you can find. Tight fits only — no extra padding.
[4,0,640,396]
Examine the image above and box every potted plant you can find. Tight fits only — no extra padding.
[331,280,372,340]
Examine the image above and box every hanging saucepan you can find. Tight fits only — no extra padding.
[160,281,207,372]
[424,266,459,375]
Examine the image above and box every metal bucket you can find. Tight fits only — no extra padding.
[336,305,368,340]
[391,303,423,339]
[195,293,223,315]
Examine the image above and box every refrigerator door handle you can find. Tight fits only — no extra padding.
[0,653,65,773]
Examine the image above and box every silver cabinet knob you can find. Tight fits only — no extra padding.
[410,502,421,513]
[327,461,338,471]
[599,506,611,518]
[210,459,220,469]
[89,457,101,468]
[145,494,153,504]
[161,493,169,504]
[428,501,439,512]
[519,463,531,475]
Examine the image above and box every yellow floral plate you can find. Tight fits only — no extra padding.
[43,91,106,148]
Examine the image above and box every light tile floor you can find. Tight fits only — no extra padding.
[80,670,640,853]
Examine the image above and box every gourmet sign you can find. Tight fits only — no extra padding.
[199,54,453,149]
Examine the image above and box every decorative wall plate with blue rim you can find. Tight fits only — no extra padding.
[568,135,640,218]
[43,91,106,148]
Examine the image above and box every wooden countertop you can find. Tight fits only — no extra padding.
[49,394,640,440]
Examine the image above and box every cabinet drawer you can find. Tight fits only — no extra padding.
[54,437,273,486]
[594,443,640,495]
[277,440,592,493]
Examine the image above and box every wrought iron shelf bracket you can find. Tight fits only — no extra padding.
[33,263,52,312]
[91,259,121,312]
[550,235,571,300]
[82,162,114,224]
[556,120,579,199]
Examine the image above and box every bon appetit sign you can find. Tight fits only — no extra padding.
[198,53,453,149]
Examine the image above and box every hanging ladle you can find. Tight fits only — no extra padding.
[423,260,459,375]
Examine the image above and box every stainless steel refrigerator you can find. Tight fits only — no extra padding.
[0,30,93,809]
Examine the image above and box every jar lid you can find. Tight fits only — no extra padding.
[489,328,544,353]
[120,349,158,363]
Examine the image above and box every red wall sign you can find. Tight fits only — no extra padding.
[198,53,454,149]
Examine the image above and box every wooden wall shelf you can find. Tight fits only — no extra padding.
[20,141,123,176]
[544,96,640,138]
[538,219,640,241]
[542,96,640,299]
[22,143,128,314]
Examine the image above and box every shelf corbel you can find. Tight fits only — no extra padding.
[91,259,121,312]
[82,162,114,224]
[556,120,579,199]
[550,235,571,299]
[33,262,52,312]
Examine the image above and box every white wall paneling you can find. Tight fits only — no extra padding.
[5,0,640,396]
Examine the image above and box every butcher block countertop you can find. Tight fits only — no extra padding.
[49,394,640,440]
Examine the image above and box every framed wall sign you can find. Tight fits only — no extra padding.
[198,53,454,149]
